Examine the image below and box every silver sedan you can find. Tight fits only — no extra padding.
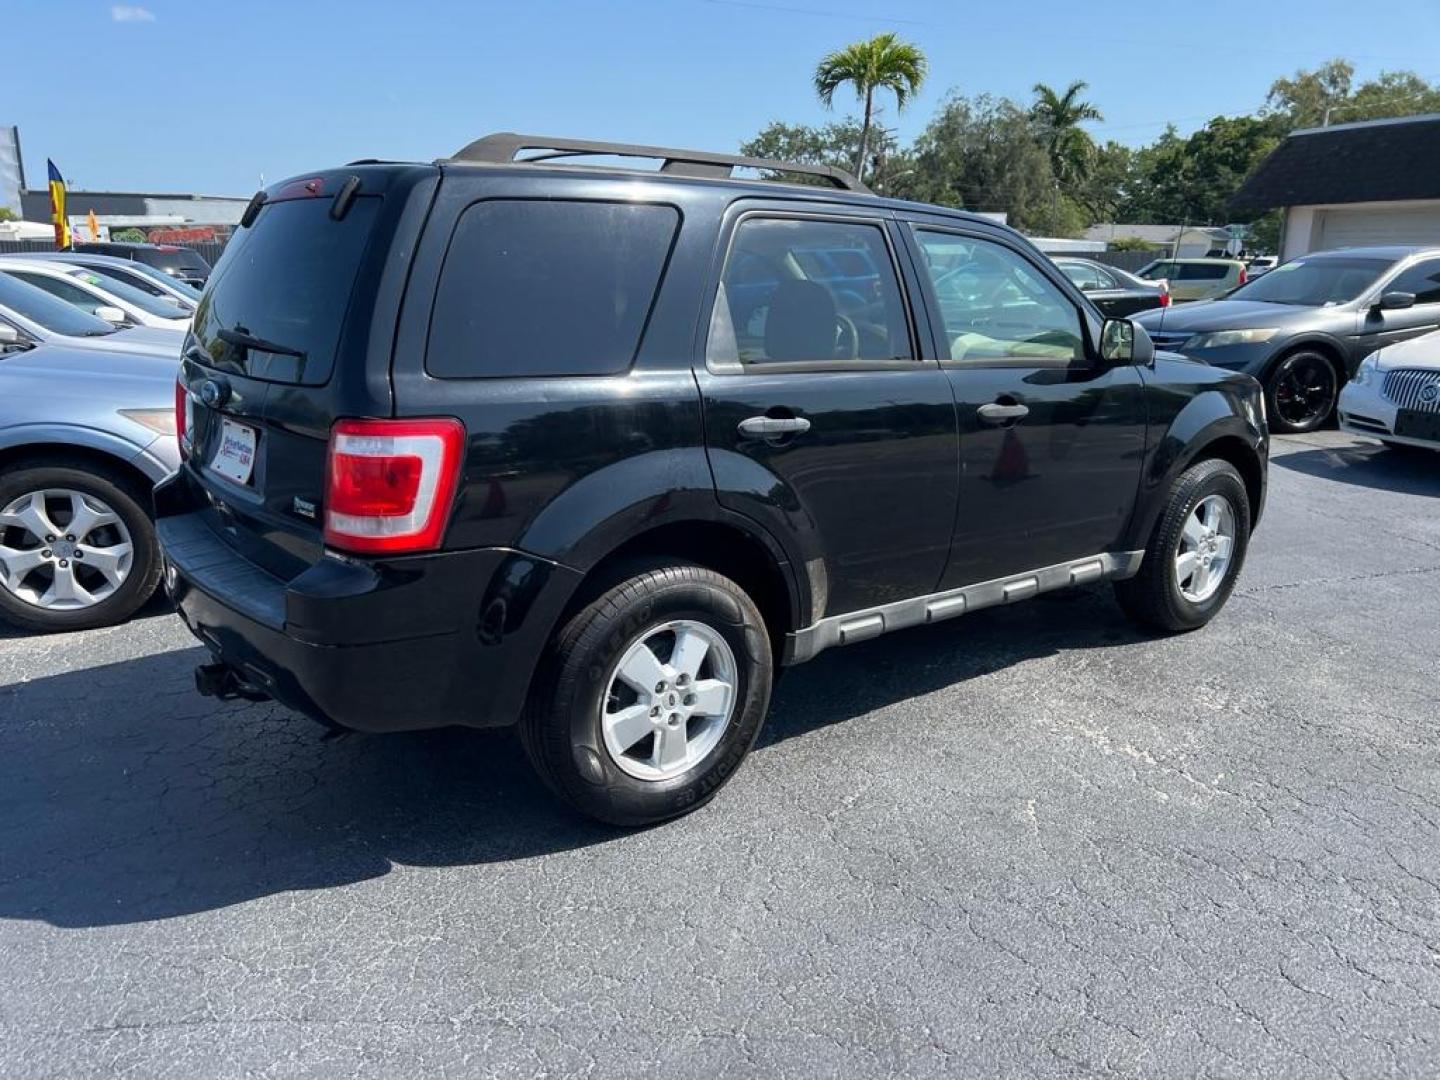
[0,287,180,632]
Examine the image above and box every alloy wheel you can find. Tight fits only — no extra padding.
[1174,493,1236,603]
[0,489,134,611]
[1272,354,1337,429]
[600,619,738,782]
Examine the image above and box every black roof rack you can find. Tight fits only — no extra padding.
[447,132,871,194]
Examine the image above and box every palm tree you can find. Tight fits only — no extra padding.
[814,33,927,183]
[1031,80,1104,187]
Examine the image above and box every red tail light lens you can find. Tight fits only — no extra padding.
[175,378,192,458]
[1158,280,1171,308]
[323,418,465,554]
[1238,268,1247,285]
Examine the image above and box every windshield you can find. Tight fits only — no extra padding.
[80,262,197,308]
[140,247,212,276]
[65,268,191,319]
[0,272,116,336]
[1225,256,1390,306]
[125,261,203,300]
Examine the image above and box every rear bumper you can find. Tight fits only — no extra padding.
[155,485,582,733]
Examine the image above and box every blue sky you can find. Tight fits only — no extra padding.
[6,0,1440,196]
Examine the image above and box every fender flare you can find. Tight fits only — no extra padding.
[514,447,809,628]
[1256,335,1351,383]
[1125,389,1266,550]
[0,423,172,485]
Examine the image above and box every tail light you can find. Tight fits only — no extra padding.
[1158,280,1171,308]
[323,418,465,554]
[175,378,193,458]
[1238,267,1247,285]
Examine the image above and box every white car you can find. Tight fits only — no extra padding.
[1339,329,1440,451]
[0,270,184,359]
[0,257,192,331]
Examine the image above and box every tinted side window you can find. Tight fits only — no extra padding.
[1138,262,1174,280]
[1179,264,1229,281]
[427,200,678,378]
[1388,258,1440,304]
[914,231,1084,364]
[706,217,912,366]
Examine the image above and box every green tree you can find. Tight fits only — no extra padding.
[902,92,1085,236]
[0,207,17,222]
[813,32,927,183]
[1107,235,1158,252]
[741,118,901,187]
[1030,80,1104,190]
[1266,58,1440,127]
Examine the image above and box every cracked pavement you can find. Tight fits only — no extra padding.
[1,431,1437,1078]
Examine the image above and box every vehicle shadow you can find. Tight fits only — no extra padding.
[0,586,1143,928]
[1272,440,1440,498]
[0,590,175,641]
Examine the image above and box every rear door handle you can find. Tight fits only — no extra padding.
[977,402,1029,425]
[738,416,811,438]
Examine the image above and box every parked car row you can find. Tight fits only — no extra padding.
[0,258,190,631]
[1136,245,1440,433]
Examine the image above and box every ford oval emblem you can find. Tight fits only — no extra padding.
[198,378,230,408]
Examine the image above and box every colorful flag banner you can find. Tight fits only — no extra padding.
[47,159,70,250]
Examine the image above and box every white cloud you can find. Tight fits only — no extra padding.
[111,5,156,22]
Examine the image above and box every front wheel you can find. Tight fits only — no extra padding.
[0,462,162,633]
[521,563,773,826]
[1266,350,1338,434]
[1114,458,1251,633]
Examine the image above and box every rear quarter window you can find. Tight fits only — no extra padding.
[426,200,679,378]
[1179,264,1230,281]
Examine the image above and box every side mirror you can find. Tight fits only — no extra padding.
[0,324,25,349]
[1379,291,1416,311]
[1100,318,1154,365]
[94,305,127,325]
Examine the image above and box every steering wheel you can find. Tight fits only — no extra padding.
[834,314,860,360]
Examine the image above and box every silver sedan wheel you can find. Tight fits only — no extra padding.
[600,619,738,782]
[1175,493,1235,604]
[0,489,133,611]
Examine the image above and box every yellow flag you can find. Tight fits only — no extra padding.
[47,159,70,250]
[88,209,99,242]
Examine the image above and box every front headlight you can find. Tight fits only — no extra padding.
[119,408,178,436]
[1350,351,1381,387]
[1184,328,1280,350]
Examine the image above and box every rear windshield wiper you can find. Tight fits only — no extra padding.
[218,326,306,359]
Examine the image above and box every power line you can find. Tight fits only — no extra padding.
[700,0,928,26]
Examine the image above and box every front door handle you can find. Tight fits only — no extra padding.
[738,415,812,438]
[977,402,1030,425]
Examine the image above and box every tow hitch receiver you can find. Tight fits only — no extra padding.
[194,662,271,703]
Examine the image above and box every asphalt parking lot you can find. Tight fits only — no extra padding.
[1,430,1437,1079]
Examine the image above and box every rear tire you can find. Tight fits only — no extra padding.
[1114,458,1251,634]
[0,461,161,634]
[520,562,773,826]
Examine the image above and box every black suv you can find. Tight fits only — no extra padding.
[157,134,1269,825]
[73,241,212,287]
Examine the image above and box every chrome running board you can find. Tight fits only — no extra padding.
[784,551,1145,664]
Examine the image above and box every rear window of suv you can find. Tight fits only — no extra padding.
[190,196,382,385]
[426,200,679,378]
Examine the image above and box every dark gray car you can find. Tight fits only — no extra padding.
[1136,246,1440,433]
